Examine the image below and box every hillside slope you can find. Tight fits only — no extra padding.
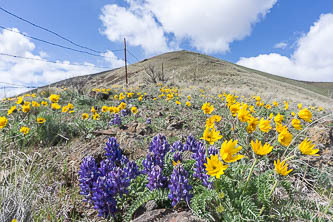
[46,50,333,108]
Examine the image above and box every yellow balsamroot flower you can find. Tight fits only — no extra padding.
[138,95,143,102]
[229,103,240,117]
[298,103,302,110]
[246,116,259,134]
[201,126,223,145]
[62,106,69,113]
[204,154,228,179]
[220,139,244,163]
[7,106,17,115]
[32,101,40,107]
[291,112,296,117]
[16,96,23,104]
[226,94,236,105]
[278,129,293,147]
[67,103,74,109]
[318,106,323,111]
[127,92,134,98]
[119,93,126,101]
[275,123,288,133]
[22,104,31,113]
[49,94,60,103]
[36,117,46,124]
[91,106,96,113]
[82,113,89,120]
[249,105,255,113]
[41,101,48,106]
[299,138,319,156]
[237,104,250,122]
[284,101,288,110]
[172,160,181,167]
[12,219,18,222]
[298,108,312,122]
[20,126,30,135]
[187,95,191,100]
[274,113,284,124]
[93,113,100,120]
[251,140,273,156]
[176,100,181,105]
[273,101,278,107]
[186,101,191,107]
[119,102,126,110]
[291,118,302,130]
[274,159,293,176]
[102,105,109,113]
[201,102,214,114]
[259,118,272,133]
[114,95,118,100]
[265,104,272,109]
[269,113,274,119]
[211,115,222,123]
[0,116,8,129]
[51,103,61,110]
[131,106,138,114]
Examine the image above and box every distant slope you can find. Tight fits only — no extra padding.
[42,50,332,107]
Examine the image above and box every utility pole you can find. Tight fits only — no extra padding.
[124,38,128,85]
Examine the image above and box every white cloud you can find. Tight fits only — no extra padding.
[274,42,287,49]
[0,28,110,98]
[100,4,169,55]
[102,50,124,68]
[237,13,333,81]
[100,0,277,54]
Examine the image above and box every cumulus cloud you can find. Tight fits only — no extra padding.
[237,13,333,82]
[100,4,169,54]
[102,50,124,68]
[100,0,277,54]
[0,28,110,98]
[274,42,287,49]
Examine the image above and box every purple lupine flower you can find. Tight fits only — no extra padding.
[121,109,128,116]
[146,118,151,124]
[192,143,212,188]
[78,156,98,203]
[105,137,128,164]
[168,164,193,207]
[91,167,130,218]
[173,151,182,164]
[208,146,219,156]
[183,135,200,153]
[92,176,118,218]
[171,141,184,152]
[148,134,170,157]
[147,165,167,190]
[109,114,122,126]
[98,159,115,177]
[124,160,140,180]
[142,152,155,174]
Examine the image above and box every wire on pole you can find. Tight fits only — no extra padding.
[0,6,109,54]
[0,52,111,69]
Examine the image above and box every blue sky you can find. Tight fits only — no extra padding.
[0,0,333,97]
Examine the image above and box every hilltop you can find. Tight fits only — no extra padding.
[44,50,333,108]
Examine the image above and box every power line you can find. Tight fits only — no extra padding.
[0,81,39,88]
[0,6,113,54]
[127,49,142,63]
[0,52,111,69]
[0,26,123,57]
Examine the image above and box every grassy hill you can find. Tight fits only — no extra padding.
[44,50,333,108]
[1,50,332,221]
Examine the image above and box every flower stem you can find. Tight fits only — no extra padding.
[244,158,258,189]
[259,179,278,216]
[283,155,296,162]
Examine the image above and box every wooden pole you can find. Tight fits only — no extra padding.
[124,38,128,85]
